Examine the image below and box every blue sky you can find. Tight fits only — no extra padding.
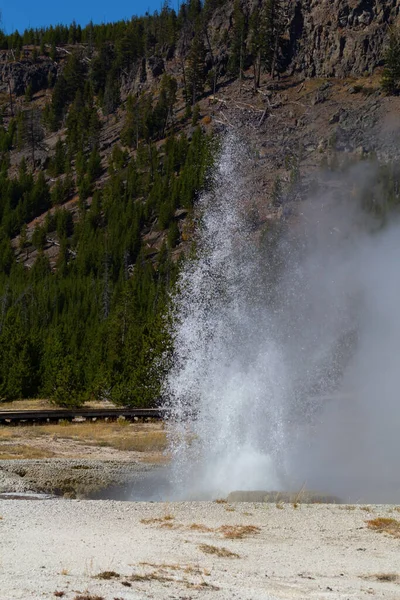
[1,0,178,34]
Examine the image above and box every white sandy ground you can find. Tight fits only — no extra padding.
[0,500,399,600]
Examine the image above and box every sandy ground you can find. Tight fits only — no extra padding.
[0,500,399,600]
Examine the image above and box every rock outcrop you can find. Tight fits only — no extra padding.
[285,0,400,78]
[207,0,400,79]
[0,56,57,96]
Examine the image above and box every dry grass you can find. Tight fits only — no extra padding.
[140,514,174,525]
[73,595,104,600]
[131,563,218,590]
[0,398,55,411]
[374,573,399,582]
[362,573,399,582]
[159,521,176,529]
[60,569,69,576]
[187,580,220,591]
[131,571,174,583]
[366,517,400,538]
[94,571,120,580]
[189,523,213,532]
[0,398,115,411]
[214,498,227,504]
[0,421,168,455]
[0,443,55,460]
[217,525,261,539]
[139,562,206,576]
[199,544,240,558]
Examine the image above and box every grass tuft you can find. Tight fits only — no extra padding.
[73,596,104,600]
[189,523,213,532]
[54,593,65,598]
[217,525,261,539]
[94,571,120,580]
[199,544,240,558]
[366,517,400,538]
[140,514,174,525]
[375,573,398,582]
[131,571,173,583]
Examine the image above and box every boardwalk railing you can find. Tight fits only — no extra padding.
[0,407,165,425]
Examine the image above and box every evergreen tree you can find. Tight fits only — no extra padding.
[382,30,400,94]
[262,0,285,79]
[228,0,247,79]
[187,26,206,104]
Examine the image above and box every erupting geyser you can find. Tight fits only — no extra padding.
[162,134,400,503]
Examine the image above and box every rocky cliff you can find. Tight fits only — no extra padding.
[0,52,58,96]
[285,0,400,78]
[206,0,400,79]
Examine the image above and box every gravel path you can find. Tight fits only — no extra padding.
[0,500,399,600]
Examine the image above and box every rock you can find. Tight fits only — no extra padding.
[329,112,341,124]
[285,0,400,79]
[147,56,165,78]
[0,58,58,96]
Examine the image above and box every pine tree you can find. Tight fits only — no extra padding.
[382,30,400,95]
[262,0,285,79]
[228,0,246,79]
[187,26,206,105]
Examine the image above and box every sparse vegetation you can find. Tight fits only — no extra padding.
[374,573,398,582]
[217,525,261,539]
[94,570,120,580]
[0,421,168,459]
[140,514,174,525]
[362,572,399,582]
[0,443,55,460]
[189,523,213,532]
[73,595,104,600]
[366,517,400,538]
[199,544,240,558]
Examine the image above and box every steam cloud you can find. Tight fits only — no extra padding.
[163,135,400,503]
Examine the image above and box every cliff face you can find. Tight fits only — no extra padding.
[285,0,400,78]
[206,0,400,79]
[0,52,58,96]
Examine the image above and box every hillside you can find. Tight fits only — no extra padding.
[0,0,400,406]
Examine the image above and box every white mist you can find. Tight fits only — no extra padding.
[163,135,400,503]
